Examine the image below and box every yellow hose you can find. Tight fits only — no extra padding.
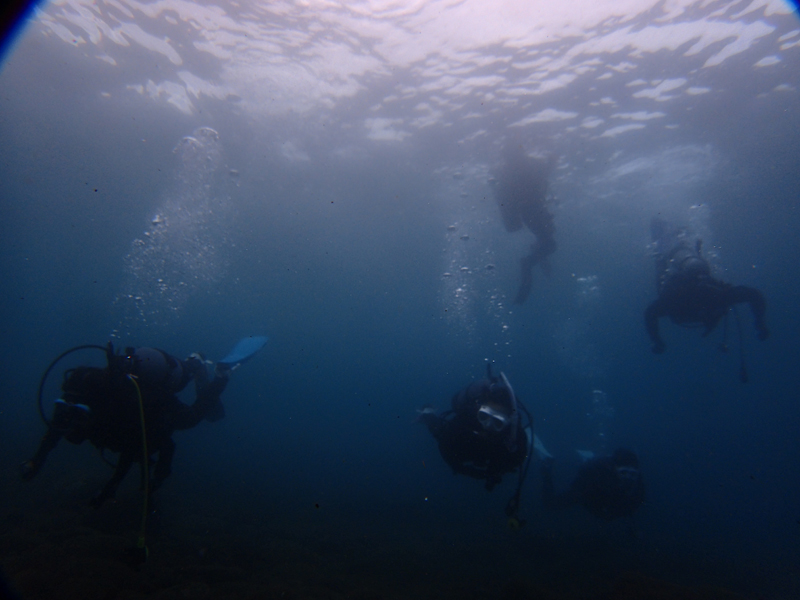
[128,375,149,558]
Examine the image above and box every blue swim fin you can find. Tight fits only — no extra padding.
[218,336,268,369]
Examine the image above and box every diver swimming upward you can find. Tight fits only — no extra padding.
[645,217,768,381]
[492,141,558,304]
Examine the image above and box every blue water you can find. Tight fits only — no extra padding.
[1,2,799,598]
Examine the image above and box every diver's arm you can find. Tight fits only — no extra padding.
[454,463,484,478]
[514,252,536,305]
[20,427,62,481]
[90,450,134,508]
[438,438,487,480]
[194,371,228,418]
[448,459,489,481]
[430,415,492,480]
[728,285,769,340]
[420,412,446,440]
[486,449,522,491]
[439,441,471,476]
[172,358,229,430]
[644,299,668,353]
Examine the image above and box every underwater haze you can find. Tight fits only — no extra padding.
[1,1,799,598]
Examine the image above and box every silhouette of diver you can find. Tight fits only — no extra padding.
[417,366,535,524]
[541,448,645,521]
[493,142,558,304]
[21,344,229,508]
[645,217,768,382]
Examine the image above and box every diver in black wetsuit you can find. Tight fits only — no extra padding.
[492,142,558,304]
[417,366,534,524]
[645,217,768,361]
[541,448,645,521]
[21,345,229,508]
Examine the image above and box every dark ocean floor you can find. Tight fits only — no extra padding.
[1,472,795,600]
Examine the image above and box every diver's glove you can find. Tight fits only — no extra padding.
[20,460,39,481]
[185,353,209,377]
[652,340,666,354]
[213,362,231,380]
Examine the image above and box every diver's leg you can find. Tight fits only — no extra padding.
[539,256,552,277]
[173,373,229,431]
[151,437,175,493]
[536,236,556,277]
[91,451,133,508]
[514,252,536,304]
[198,375,228,423]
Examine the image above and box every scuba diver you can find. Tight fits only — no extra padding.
[492,141,558,304]
[538,444,645,521]
[20,343,232,508]
[645,217,768,381]
[417,365,534,526]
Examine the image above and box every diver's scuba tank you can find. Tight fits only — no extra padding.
[661,239,710,288]
[37,341,183,427]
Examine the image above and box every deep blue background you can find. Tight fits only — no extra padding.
[1,6,799,596]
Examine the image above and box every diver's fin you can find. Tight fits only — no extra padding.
[414,405,437,424]
[533,434,552,460]
[576,449,595,462]
[218,336,268,369]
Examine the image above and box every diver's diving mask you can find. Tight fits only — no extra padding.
[477,404,510,432]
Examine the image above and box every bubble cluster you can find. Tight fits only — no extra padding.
[554,274,608,379]
[112,127,230,337]
[553,319,608,380]
[575,275,600,307]
[586,389,614,453]
[437,164,511,353]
